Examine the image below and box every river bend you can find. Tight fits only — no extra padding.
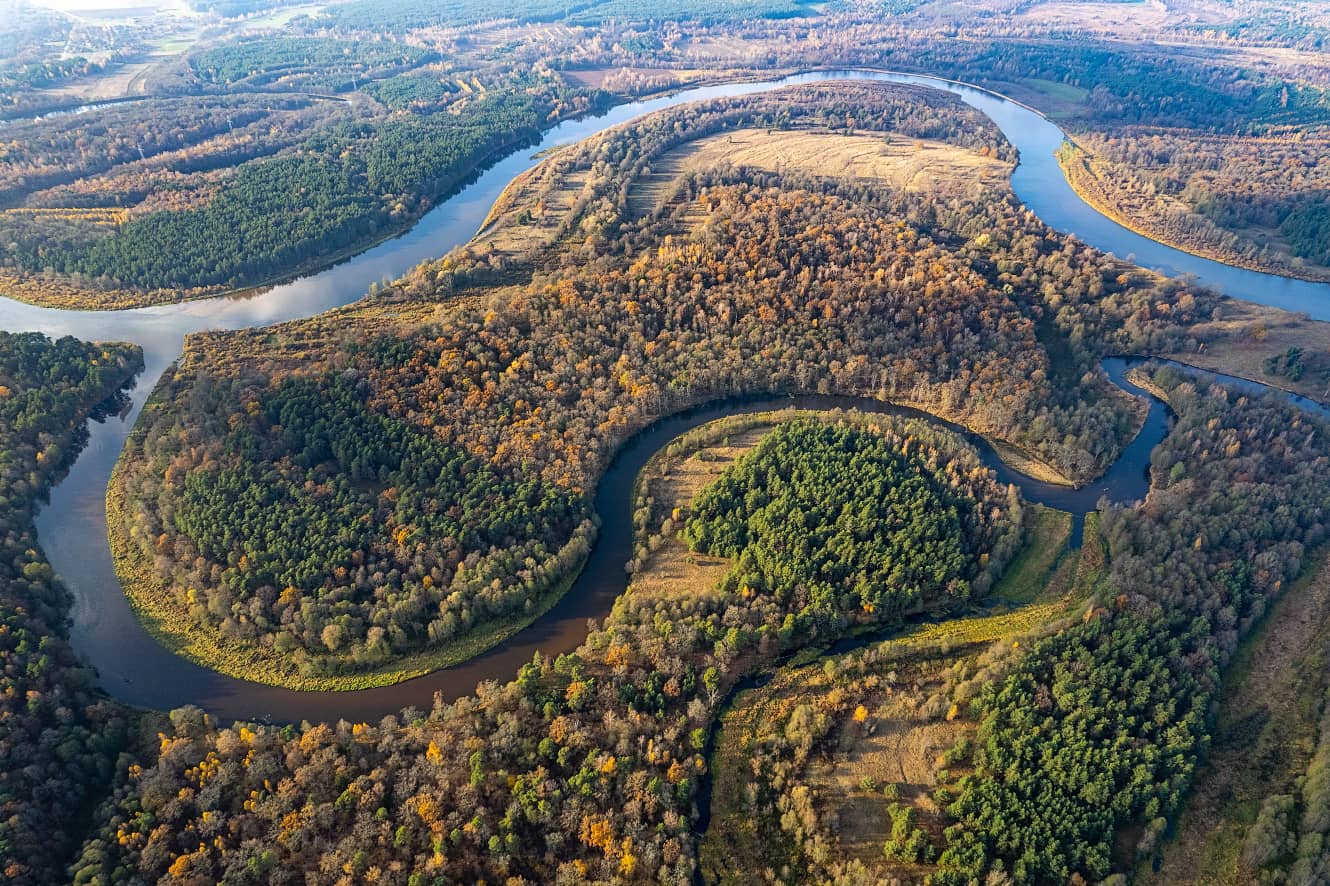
[1,70,1328,721]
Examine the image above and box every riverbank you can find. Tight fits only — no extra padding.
[1057,143,1330,286]
[107,451,595,692]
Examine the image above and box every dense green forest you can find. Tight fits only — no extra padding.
[1280,199,1330,266]
[0,333,142,883]
[158,371,588,677]
[683,421,996,623]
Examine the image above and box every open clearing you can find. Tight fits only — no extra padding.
[474,127,1010,272]
[626,420,779,608]
[1165,300,1330,402]
[627,127,1009,219]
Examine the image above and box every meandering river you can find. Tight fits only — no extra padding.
[2,70,1328,722]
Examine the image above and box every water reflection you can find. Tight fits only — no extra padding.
[1,70,1327,720]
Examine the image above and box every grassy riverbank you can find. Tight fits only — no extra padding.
[1057,142,1330,285]
[107,456,591,692]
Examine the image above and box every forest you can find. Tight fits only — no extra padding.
[1,86,584,294]
[77,409,1019,884]
[72,364,1330,884]
[0,332,142,883]
[683,421,992,622]
[148,369,590,682]
[10,2,1330,883]
[190,38,434,90]
[108,83,1210,689]
[695,368,1330,884]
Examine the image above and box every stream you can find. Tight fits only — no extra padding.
[1,70,1328,722]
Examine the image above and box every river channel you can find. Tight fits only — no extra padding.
[1,70,1328,722]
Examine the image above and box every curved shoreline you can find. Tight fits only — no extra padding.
[0,69,1327,722]
[1056,143,1330,286]
[90,377,1165,722]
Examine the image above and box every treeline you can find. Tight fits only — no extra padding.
[0,332,142,884]
[7,87,579,291]
[1280,198,1330,266]
[935,367,1330,882]
[321,0,602,33]
[320,0,813,34]
[76,413,1016,883]
[565,0,816,25]
[1064,125,1330,280]
[114,84,1210,686]
[190,37,434,91]
[1189,9,1330,51]
[1242,690,1330,880]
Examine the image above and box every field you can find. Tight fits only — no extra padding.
[482,127,1011,243]
[1165,299,1330,402]
[626,418,781,606]
[989,505,1074,604]
[625,127,1010,219]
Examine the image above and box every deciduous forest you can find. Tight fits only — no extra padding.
[5,0,1330,883]
[109,85,1208,689]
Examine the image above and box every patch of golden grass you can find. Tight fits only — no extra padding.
[990,439,1075,486]
[628,127,1010,220]
[1,206,128,224]
[624,423,776,609]
[1164,300,1330,402]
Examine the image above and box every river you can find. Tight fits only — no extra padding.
[1,70,1328,722]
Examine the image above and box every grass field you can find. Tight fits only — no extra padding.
[700,591,1082,882]
[990,505,1073,604]
[625,127,1010,220]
